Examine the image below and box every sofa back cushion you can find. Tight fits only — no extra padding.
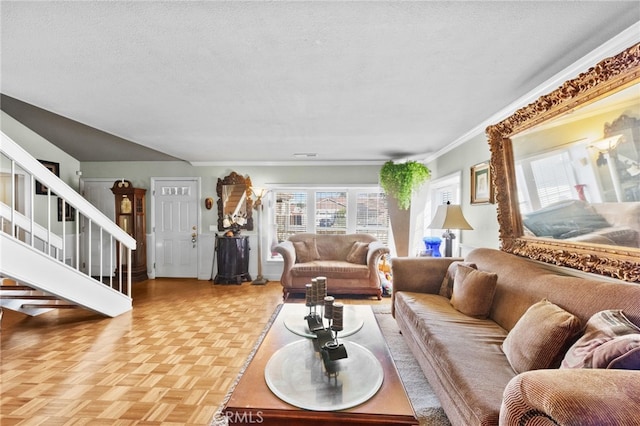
[450,265,497,318]
[501,299,582,373]
[439,261,477,298]
[465,248,640,333]
[591,335,640,369]
[293,239,320,263]
[345,241,370,264]
[561,310,640,369]
[288,233,378,261]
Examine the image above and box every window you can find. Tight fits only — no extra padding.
[516,150,577,214]
[315,191,347,234]
[271,187,389,258]
[355,191,389,243]
[274,190,308,243]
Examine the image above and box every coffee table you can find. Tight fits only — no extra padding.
[223,304,418,426]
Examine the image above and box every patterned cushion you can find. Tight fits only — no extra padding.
[345,241,369,264]
[293,239,320,263]
[561,310,640,369]
[502,299,582,374]
[450,265,497,319]
[438,261,477,298]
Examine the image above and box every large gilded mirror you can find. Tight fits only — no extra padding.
[487,43,640,282]
[217,172,254,231]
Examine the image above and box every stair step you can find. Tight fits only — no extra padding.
[2,294,59,300]
[21,303,78,309]
[0,285,34,291]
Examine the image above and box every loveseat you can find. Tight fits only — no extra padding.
[392,247,640,426]
[273,233,389,300]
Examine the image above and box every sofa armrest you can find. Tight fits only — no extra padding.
[273,241,296,287]
[500,369,640,426]
[391,257,461,294]
[366,241,390,266]
[391,257,461,317]
[364,241,391,291]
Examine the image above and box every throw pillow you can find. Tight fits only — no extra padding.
[439,261,477,298]
[293,239,320,263]
[449,265,497,319]
[502,299,582,374]
[592,334,640,370]
[346,241,369,264]
[561,310,640,369]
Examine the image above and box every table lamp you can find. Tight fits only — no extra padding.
[426,201,473,257]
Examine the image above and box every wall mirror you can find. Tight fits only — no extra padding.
[487,43,640,282]
[217,172,254,231]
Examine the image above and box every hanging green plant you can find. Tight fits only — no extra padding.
[379,160,431,210]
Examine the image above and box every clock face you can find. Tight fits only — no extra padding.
[121,195,132,214]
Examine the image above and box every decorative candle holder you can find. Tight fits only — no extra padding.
[322,302,347,361]
[305,282,323,332]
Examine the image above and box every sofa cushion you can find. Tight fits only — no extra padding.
[438,261,477,298]
[561,309,640,369]
[502,299,582,374]
[450,265,497,319]
[345,241,369,264]
[394,291,513,425]
[592,334,640,369]
[291,261,369,280]
[293,239,320,263]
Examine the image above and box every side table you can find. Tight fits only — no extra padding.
[214,235,252,284]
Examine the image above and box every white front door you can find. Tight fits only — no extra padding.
[81,179,116,277]
[153,178,199,278]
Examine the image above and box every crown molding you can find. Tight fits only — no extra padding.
[189,160,387,167]
[424,21,640,164]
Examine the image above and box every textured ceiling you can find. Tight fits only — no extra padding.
[1,1,639,165]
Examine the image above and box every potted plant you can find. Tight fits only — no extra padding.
[379,160,431,210]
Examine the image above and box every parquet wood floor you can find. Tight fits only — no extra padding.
[1,279,389,425]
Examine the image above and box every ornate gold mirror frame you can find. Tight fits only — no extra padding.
[486,43,640,282]
[217,171,254,231]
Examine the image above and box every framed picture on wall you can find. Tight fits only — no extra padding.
[36,160,60,195]
[470,161,494,204]
[57,198,75,222]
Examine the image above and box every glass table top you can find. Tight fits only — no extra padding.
[264,339,384,411]
[283,304,364,339]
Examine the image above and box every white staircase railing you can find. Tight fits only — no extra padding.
[1,131,136,316]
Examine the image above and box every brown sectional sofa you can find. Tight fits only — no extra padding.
[392,247,640,426]
[273,233,389,300]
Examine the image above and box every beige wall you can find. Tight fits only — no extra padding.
[425,132,500,252]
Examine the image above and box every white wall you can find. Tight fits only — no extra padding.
[4,108,502,282]
[79,161,386,281]
[1,111,81,235]
[425,131,500,252]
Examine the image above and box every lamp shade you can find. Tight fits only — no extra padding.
[427,202,473,230]
[589,134,623,152]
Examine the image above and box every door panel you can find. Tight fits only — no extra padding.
[154,179,198,278]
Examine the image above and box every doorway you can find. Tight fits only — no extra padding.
[151,178,200,278]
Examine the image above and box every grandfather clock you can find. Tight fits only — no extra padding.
[111,180,148,281]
